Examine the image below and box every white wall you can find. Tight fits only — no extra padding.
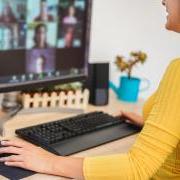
[89,0,180,99]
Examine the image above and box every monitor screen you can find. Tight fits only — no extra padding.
[0,0,91,92]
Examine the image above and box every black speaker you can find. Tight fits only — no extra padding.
[86,63,109,106]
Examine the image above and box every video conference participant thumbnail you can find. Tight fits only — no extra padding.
[63,5,77,25]
[0,23,26,50]
[0,0,26,23]
[0,0,26,50]
[57,0,86,48]
[27,0,58,23]
[26,23,57,49]
[26,49,55,74]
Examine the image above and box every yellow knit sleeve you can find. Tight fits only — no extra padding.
[142,91,157,121]
[84,59,180,180]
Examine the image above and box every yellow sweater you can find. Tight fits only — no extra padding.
[84,58,180,180]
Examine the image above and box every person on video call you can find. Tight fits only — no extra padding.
[34,55,46,74]
[0,2,17,23]
[0,0,180,180]
[34,0,54,22]
[63,5,77,25]
[33,23,50,49]
[64,26,75,48]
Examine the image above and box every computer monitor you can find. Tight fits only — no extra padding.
[0,0,92,93]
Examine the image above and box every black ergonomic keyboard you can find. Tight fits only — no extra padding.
[16,112,141,156]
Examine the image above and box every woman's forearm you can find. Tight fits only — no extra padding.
[52,156,84,179]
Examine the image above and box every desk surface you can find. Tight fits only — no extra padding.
[0,91,144,180]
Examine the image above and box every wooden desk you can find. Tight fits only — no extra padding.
[0,91,144,180]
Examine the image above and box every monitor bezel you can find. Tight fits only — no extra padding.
[0,0,92,93]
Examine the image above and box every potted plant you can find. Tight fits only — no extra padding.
[110,51,148,102]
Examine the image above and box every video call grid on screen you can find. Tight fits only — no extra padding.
[0,0,87,77]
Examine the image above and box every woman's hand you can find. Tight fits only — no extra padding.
[121,111,144,127]
[0,139,59,175]
[0,139,84,179]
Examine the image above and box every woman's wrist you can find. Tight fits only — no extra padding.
[38,154,62,176]
[51,155,84,179]
[49,156,66,177]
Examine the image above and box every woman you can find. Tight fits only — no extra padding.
[35,55,46,74]
[64,26,75,48]
[0,0,180,179]
[34,1,54,22]
[33,23,50,49]
[63,5,77,25]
